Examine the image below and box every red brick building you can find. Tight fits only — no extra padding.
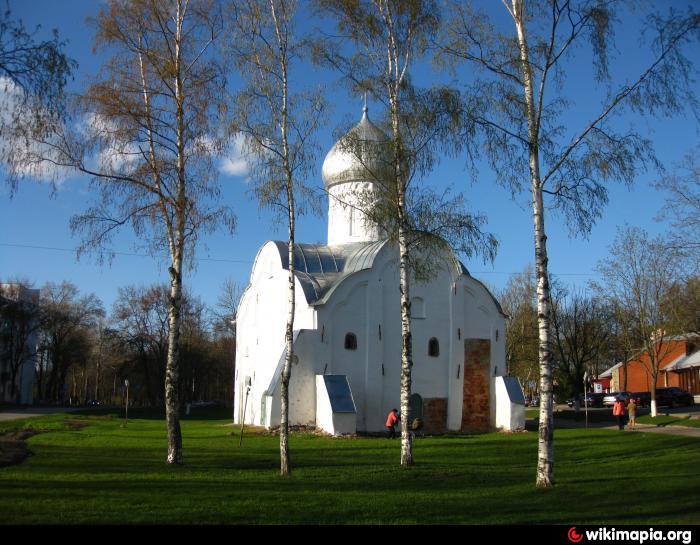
[610,335,700,395]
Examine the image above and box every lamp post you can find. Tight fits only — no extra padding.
[124,379,129,426]
[583,371,589,429]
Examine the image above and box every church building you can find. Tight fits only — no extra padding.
[234,107,524,435]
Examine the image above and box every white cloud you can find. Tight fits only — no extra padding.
[82,112,141,174]
[219,133,251,178]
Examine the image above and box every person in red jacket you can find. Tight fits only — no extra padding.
[612,397,626,430]
[385,408,400,439]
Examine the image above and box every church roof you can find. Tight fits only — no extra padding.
[268,240,505,317]
[271,240,387,305]
[321,106,392,190]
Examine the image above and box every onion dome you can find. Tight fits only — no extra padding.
[321,106,391,190]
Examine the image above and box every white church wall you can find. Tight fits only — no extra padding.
[314,375,357,435]
[375,253,455,431]
[444,276,507,431]
[313,251,397,432]
[235,240,506,434]
[327,276,370,429]
[409,265,453,401]
[234,241,317,427]
[327,182,382,245]
[447,280,466,431]
[495,376,526,431]
[490,312,507,428]
[315,374,335,434]
[287,330,318,426]
[364,268,385,431]
[379,259,402,430]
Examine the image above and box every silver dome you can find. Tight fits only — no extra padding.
[321,107,392,189]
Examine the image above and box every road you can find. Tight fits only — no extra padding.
[0,407,89,422]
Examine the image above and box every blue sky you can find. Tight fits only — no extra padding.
[0,0,697,315]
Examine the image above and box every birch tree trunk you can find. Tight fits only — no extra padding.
[381,1,415,467]
[392,77,414,467]
[280,190,294,476]
[165,246,184,464]
[164,0,186,465]
[232,0,323,475]
[397,210,414,467]
[512,0,554,487]
[272,0,295,477]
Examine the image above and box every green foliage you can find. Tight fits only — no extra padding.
[229,0,325,223]
[499,266,539,387]
[0,1,76,186]
[437,1,700,236]
[316,0,498,276]
[1,410,699,523]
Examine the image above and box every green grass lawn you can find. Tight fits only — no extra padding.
[1,407,699,524]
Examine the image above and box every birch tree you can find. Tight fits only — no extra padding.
[229,0,323,475]
[654,147,700,269]
[549,285,611,399]
[595,226,683,417]
[438,0,699,487]
[499,266,538,388]
[318,0,497,467]
[0,1,75,184]
[8,0,234,464]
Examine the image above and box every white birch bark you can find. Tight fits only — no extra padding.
[397,209,414,466]
[165,0,186,465]
[511,0,554,487]
[270,0,294,476]
[379,0,414,467]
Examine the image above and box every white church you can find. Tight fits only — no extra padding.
[234,107,525,435]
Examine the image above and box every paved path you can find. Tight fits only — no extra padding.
[552,417,700,438]
[0,407,88,422]
[624,424,700,438]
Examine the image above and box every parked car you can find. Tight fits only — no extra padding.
[630,392,651,408]
[567,393,605,408]
[603,392,634,407]
[583,392,606,407]
[524,395,540,407]
[654,387,694,407]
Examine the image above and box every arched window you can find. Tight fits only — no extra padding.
[428,337,440,357]
[344,333,358,350]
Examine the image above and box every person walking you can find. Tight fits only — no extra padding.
[385,408,400,439]
[627,397,637,430]
[613,397,626,430]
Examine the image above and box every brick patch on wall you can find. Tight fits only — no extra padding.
[462,339,491,431]
[422,397,447,434]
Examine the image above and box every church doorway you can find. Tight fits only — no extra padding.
[408,393,423,423]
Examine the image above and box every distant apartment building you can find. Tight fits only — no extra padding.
[0,283,40,405]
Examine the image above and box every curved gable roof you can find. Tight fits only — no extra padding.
[270,240,387,305]
[265,239,505,316]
